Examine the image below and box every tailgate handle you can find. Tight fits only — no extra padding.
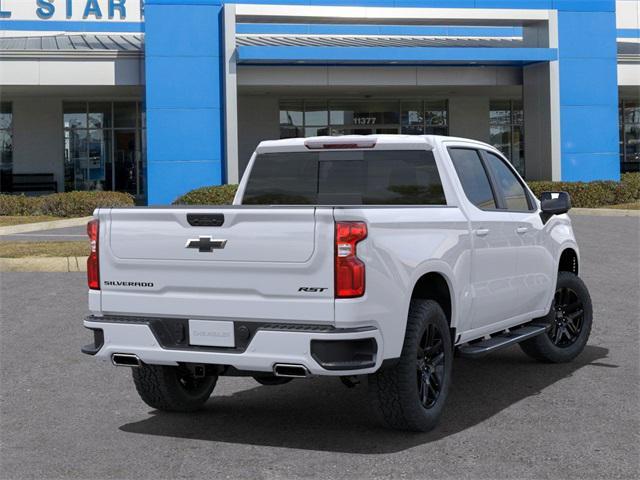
[187,213,224,227]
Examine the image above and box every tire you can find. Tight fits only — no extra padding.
[368,299,453,432]
[131,364,217,412]
[519,271,593,363]
[253,375,293,386]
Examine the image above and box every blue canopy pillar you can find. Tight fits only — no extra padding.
[557,7,620,181]
[144,0,225,205]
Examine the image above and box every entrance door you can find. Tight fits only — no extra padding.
[114,131,141,196]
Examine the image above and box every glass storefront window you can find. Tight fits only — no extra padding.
[63,101,146,200]
[281,99,449,139]
[63,102,87,129]
[401,101,424,135]
[114,102,137,128]
[489,100,511,125]
[89,102,112,129]
[490,99,525,176]
[279,101,304,139]
[304,101,328,127]
[0,102,12,193]
[620,100,640,172]
[330,101,399,126]
[425,101,447,127]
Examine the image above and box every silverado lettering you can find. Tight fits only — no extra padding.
[104,281,154,287]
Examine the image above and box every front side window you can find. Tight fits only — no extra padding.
[448,148,497,210]
[243,150,446,205]
[483,151,531,211]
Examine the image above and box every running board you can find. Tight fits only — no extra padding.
[457,324,549,358]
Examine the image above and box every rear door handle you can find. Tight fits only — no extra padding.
[475,228,490,237]
[516,227,529,234]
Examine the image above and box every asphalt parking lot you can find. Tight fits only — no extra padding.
[1,214,639,480]
[0,226,86,243]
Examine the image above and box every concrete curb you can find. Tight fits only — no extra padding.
[0,256,88,272]
[0,216,93,236]
[570,208,640,217]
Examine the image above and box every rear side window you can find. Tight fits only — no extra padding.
[448,148,497,209]
[483,152,532,211]
[243,150,447,205]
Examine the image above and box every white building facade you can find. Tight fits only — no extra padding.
[0,0,638,204]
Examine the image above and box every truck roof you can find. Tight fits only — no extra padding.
[255,134,492,153]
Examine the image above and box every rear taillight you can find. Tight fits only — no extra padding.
[87,219,100,290]
[335,221,367,298]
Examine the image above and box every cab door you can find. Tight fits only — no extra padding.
[447,147,522,329]
[479,150,555,316]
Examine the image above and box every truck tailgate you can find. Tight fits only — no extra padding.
[97,207,335,323]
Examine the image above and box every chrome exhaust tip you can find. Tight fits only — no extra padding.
[111,353,141,367]
[273,363,308,378]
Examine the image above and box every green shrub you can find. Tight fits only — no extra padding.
[39,191,135,217]
[527,172,640,208]
[620,172,640,202]
[0,195,43,216]
[173,184,238,205]
[0,191,135,217]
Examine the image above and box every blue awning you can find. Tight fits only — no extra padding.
[236,45,558,66]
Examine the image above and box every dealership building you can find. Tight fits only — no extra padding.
[0,0,638,204]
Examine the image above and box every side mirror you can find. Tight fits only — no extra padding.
[540,191,571,222]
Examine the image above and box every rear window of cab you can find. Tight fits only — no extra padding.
[243,150,447,205]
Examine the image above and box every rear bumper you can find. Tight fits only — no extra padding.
[83,316,382,376]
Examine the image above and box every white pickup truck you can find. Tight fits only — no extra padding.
[82,135,592,432]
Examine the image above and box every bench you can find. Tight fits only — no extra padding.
[11,173,58,194]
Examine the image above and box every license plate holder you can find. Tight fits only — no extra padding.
[188,320,235,347]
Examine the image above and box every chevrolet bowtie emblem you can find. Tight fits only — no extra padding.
[185,236,227,253]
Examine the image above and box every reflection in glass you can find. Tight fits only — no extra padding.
[63,101,146,198]
[330,101,399,126]
[425,100,447,126]
[279,101,303,138]
[620,100,640,172]
[89,102,112,129]
[490,99,525,176]
[624,125,640,161]
[0,102,12,130]
[114,102,136,128]
[489,100,511,125]
[304,101,328,127]
[64,102,87,129]
[280,99,448,139]
[401,101,423,127]
[490,125,512,161]
[114,130,138,194]
[0,102,12,192]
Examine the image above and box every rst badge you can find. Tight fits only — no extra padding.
[185,236,227,253]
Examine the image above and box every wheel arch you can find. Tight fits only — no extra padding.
[558,247,579,275]
[410,271,455,340]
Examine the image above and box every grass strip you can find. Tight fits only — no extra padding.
[0,241,89,258]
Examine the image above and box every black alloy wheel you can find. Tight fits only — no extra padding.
[417,323,445,409]
[549,286,585,348]
[519,271,593,363]
[368,299,452,432]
